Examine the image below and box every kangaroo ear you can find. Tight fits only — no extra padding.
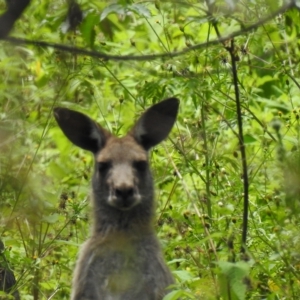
[53,107,110,153]
[130,98,179,150]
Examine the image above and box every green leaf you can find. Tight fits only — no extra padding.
[35,75,49,88]
[100,3,151,22]
[130,4,151,18]
[243,134,257,144]
[100,4,125,21]
[80,13,98,47]
[172,270,193,282]
[163,289,196,300]
[42,213,59,224]
[218,261,250,300]
[163,290,184,300]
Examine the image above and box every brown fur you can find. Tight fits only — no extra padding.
[54,98,179,300]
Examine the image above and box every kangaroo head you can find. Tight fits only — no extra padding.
[54,98,179,212]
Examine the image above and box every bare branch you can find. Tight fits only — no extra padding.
[226,39,250,258]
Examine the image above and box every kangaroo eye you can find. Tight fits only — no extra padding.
[133,160,147,172]
[98,161,111,173]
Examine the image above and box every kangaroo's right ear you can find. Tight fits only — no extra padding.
[130,98,179,150]
[53,107,110,153]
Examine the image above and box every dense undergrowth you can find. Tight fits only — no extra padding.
[1,0,300,299]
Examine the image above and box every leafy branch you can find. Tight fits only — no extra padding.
[2,0,295,62]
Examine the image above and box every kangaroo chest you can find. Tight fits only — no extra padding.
[76,234,165,298]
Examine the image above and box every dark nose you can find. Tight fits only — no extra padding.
[115,187,134,200]
[114,187,136,210]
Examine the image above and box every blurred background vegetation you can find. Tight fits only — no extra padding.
[1,0,300,299]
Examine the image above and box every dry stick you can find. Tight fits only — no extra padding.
[200,102,212,219]
[226,39,249,257]
[2,1,294,62]
[205,0,249,260]
[48,287,60,300]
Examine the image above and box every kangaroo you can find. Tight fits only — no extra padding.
[53,97,179,300]
[0,239,20,300]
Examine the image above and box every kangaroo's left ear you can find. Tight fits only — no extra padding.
[130,98,179,150]
[53,107,111,153]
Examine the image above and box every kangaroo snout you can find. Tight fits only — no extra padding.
[106,163,142,210]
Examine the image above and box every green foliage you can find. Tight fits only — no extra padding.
[1,0,300,299]
[218,261,251,300]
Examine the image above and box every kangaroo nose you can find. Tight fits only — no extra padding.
[113,187,138,210]
[115,187,134,200]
